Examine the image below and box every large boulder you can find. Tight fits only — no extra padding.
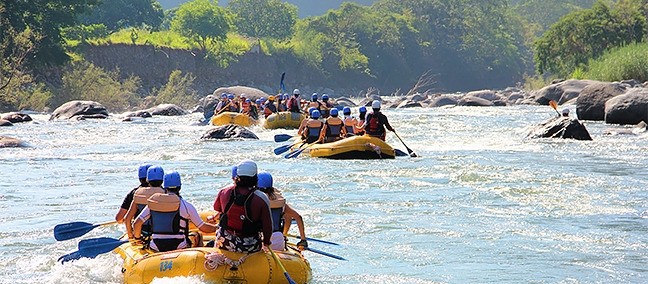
[530,79,599,105]
[458,96,494,107]
[604,88,648,125]
[197,94,220,120]
[49,100,109,120]
[201,124,258,140]
[576,82,626,121]
[0,119,13,126]
[145,104,188,116]
[121,110,152,118]
[358,94,383,107]
[429,95,458,107]
[212,86,268,101]
[1,112,32,123]
[335,97,356,107]
[603,121,647,136]
[0,136,26,147]
[466,90,502,102]
[396,101,422,108]
[526,116,592,140]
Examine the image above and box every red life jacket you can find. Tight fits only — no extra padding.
[368,114,380,134]
[219,187,259,236]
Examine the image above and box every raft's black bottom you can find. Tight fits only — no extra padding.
[320,150,395,160]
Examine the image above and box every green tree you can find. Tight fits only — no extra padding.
[80,0,164,32]
[534,1,646,76]
[228,0,298,41]
[0,0,98,66]
[171,0,232,52]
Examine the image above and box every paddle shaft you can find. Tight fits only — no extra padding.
[269,249,297,284]
[393,132,418,157]
[286,234,340,246]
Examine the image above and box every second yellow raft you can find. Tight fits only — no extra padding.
[210,112,256,127]
[301,135,396,159]
[263,112,306,129]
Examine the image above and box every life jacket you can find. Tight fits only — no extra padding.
[229,100,239,112]
[288,97,300,112]
[309,101,321,110]
[219,187,259,237]
[367,113,382,135]
[344,116,357,134]
[147,193,188,236]
[325,117,343,137]
[306,119,323,138]
[269,197,286,232]
[133,186,165,218]
[263,103,277,118]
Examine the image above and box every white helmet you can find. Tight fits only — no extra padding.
[371,100,381,109]
[293,89,300,95]
[240,93,247,98]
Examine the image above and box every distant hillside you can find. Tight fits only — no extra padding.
[157,0,376,17]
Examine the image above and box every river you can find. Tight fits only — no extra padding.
[1,105,647,283]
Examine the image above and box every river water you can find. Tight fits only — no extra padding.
[1,105,647,284]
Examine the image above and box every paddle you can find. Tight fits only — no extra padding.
[274,141,302,155]
[286,234,340,246]
[394,149,408,157]
[54,220,117,241]
[285,139,320,159]
[549,100,561,116]
[392,132,418,157]
[274,134,294,143]
[215,101,233,116]
[59,237,128,263]
[269,249,297,284]
[287,243,347,261]
[280,72,287,94]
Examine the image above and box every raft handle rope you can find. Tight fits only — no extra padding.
[204,251,254,271]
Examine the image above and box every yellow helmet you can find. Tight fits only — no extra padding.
[268,96,275,101]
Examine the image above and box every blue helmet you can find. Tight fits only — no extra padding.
[227,94,234,99]
[322,94,329,101]
[246,99,251,103]
[147,165,164,182]
[311,110,321,119]
[257,171,273,189]
[330,108,339,116]
[255,99,261,104]
[138,164,152,179]
[308,107,317,116]
[283,94,289,100]
[220,93,227,99]
[311,93,318,101]
[359,106,367,113]
[343,107,351,115]
[231,166,238,179]
[163,171,181,188]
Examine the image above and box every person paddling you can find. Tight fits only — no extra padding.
[133,171,217,252]
[342,107,358,137]
[287,89,302,113]
[357,100,394,141]
[257,171,308,251]
[213,160,272,253]
[115,164,151,223]
[320,108,346,143]
[124,165,166,240]
[302,110,323,143]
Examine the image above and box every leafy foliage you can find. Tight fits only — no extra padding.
[171,0,233,52]
[152,70,198,108]
[80,0,164,32]
[58,61,141,112]
[228,0,298,41]
[533,1,647,76]
[581,42,648,82]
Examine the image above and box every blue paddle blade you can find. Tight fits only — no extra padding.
[306,247,347,261]
[274,134,293,142]
[78,237,127,256]
[58,250,83,263]
[284,272,297,284]
[394,149,408,157]
[273,144,293,155]
[284,148,303,159]
[54,222,99,241]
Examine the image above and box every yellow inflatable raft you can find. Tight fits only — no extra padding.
[301,135,395,159]
[115,241,312,284]
[263,112,306,129]
[210,112,256,127]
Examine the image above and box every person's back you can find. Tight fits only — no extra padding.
[320,94,333,118]
[116,164,151,223]
[263,97,277,118]
[214,160,272,253]
[342,107,358,136]
[133,171,216,252]
[321,108,345,143]
[288,89,302,113]
[304,110,323,143]
[125,166,165,239]
[362,100,394,141]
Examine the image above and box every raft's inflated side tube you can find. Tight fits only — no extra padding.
[210,112,256,127]
[306,135,396,159]
[263,112,306,129]
[115,244,312,284]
